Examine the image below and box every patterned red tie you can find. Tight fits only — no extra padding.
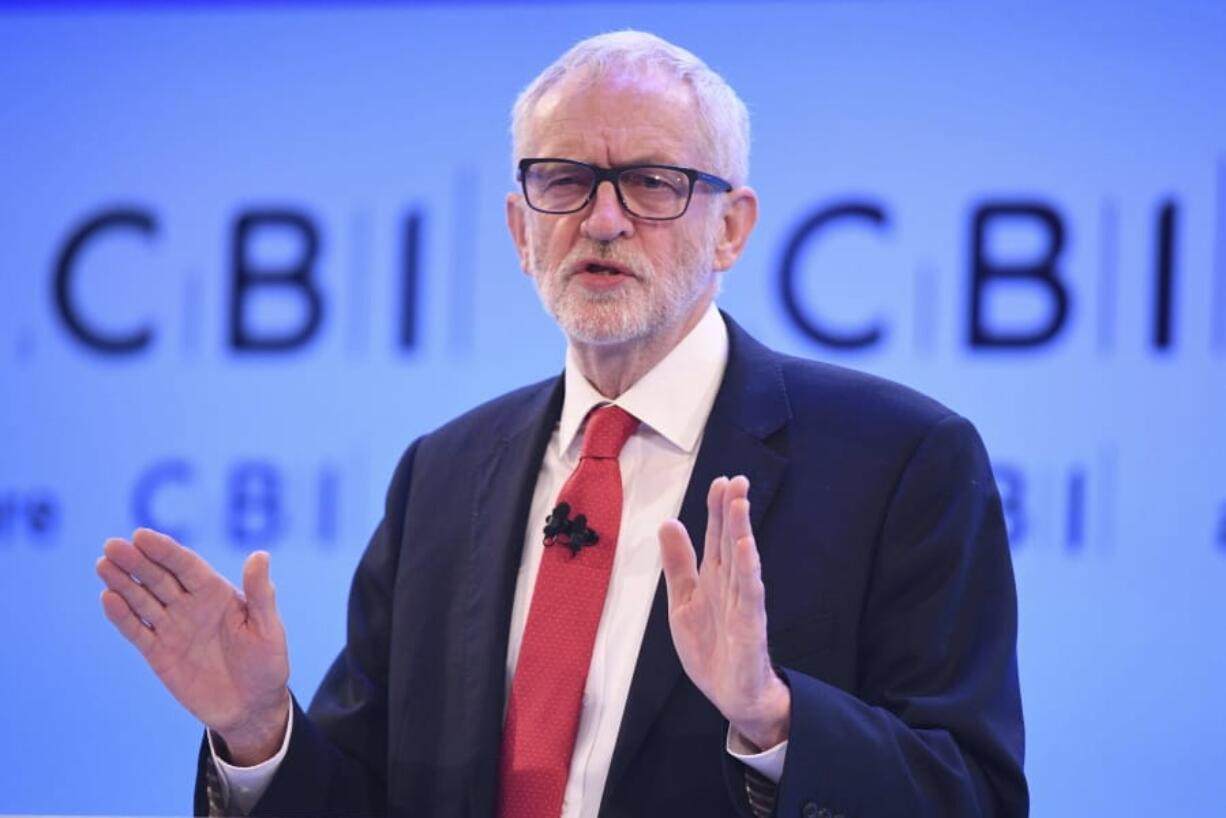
[498,404,640,818]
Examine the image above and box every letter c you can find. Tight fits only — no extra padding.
[778,202,889,349]
[54,208,158,354]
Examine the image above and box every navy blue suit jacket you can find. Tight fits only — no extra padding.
[197,315,1026,817]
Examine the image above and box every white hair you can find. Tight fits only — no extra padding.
[510,30,751,186]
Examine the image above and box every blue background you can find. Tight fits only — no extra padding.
[1,1,1224,814]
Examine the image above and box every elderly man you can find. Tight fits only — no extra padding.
[97,31,1026,818]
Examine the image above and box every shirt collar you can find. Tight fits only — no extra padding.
[558,304,729,457]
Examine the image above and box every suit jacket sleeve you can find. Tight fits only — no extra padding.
[762,414,1027,818]
[193,440,422,817]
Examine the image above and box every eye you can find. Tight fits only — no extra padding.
[543,173,586,190]
[622,168,686,196]
[526,162,594,194]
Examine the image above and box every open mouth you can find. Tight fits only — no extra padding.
[574,258,635,278]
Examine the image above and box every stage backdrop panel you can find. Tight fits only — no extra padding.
[1,1,1223,815]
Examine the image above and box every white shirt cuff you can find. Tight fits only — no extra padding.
[725,725,788,783]
[207,705,294,815]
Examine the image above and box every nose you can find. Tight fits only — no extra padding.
[580,180,634,242]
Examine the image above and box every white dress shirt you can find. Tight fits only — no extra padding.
[211,305,786,816]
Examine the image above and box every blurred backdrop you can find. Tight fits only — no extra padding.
[1,1,1223,814]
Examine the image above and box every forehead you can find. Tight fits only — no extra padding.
[524,68,705,167]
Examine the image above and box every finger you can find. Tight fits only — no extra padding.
[242,551,278,629]
[658,519,699,611]
[100,589,157,654]
[103,537,185,606]
[721,476,751,572]
[96,556,166,629]
[703,476,728,572]
[732,527,766,612]
[131,528,213,593]
[725,492,753,549]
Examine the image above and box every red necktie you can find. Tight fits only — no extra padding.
[498,404,640,818]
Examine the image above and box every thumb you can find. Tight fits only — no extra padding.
[658,519,698,610]
[242,551,278,627]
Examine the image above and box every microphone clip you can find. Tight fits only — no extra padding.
[543,502,600,557]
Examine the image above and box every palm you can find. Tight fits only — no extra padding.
[143,571,288,732]
[668,556,769,715]
[659,476,790,748]
[98,529,289,740]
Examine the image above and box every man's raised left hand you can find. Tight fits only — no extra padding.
[658,475,791,751]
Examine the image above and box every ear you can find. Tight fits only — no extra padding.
[712,186,759,272]
[506,192,531,273]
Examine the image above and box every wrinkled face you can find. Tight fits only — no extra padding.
[509,69,726,348]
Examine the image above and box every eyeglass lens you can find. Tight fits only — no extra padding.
[524,162,691,218]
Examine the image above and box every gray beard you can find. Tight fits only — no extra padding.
[529,240,717,346]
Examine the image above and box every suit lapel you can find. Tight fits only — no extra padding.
[603,316,791,801]
[460,378,564,817]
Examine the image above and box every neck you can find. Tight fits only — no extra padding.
[569,300,712,398]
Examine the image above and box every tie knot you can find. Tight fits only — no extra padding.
[579,404,639,460]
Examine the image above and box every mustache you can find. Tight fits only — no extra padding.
[559,242,654,280]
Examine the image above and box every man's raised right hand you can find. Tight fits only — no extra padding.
[96,528,291,766]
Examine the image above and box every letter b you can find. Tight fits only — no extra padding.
[969,202,1069,348]
[229,210,323,351]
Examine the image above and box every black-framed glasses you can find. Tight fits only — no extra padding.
[517,158,733,221]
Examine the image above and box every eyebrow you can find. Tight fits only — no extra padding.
[531,148,685,167]
[553,156,687,169]
[616,154,676,165]
[619,154,695,168]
